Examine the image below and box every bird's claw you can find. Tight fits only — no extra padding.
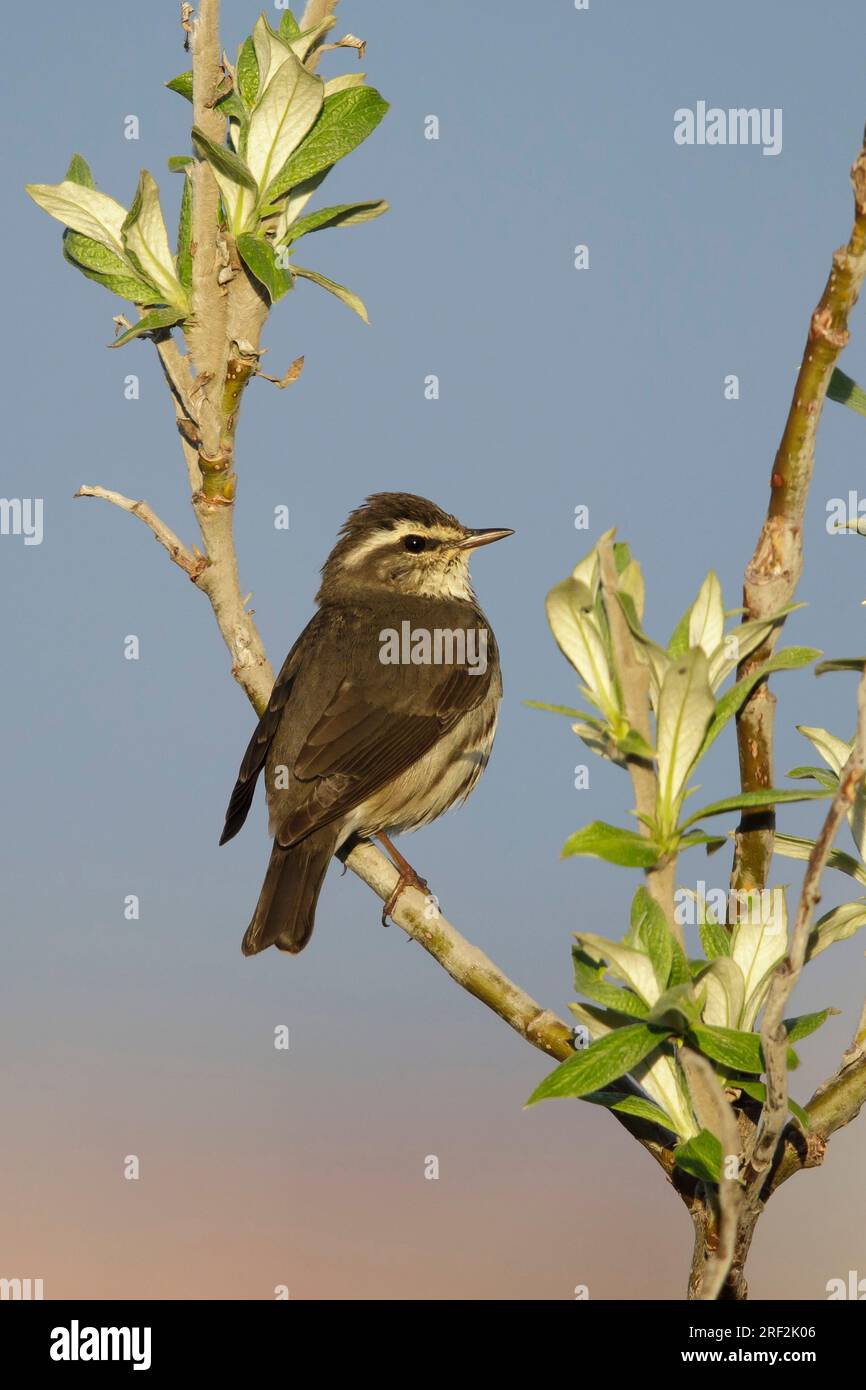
[381,869,430,927]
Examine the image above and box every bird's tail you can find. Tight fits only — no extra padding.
[242,834,335,957]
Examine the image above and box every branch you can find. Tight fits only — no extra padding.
[186,0,227,461]
[732,135,866,891]
[744,667,866,1203]
[74,486,204,581]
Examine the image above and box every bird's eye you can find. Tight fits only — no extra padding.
[403,534,427,553]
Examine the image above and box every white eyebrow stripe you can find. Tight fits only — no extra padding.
[341,521,459,567]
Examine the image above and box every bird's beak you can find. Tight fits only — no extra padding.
[458,527,514,551]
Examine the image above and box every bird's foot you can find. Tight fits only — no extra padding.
[381,866,430,927]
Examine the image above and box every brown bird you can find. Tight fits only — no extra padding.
[220,492,512,955]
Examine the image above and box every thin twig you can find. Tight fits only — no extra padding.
[744,667,866,1203]
[74,486,204,581]
[155,333,196,421]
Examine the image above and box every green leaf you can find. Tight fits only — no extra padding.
[246,49,323,193]
[617,727,655,760]
[168,155,194,173]
[291,264,369,322]
[807,899,866,958]
[191,125,257,231]
[526,1023,672,1105]
[707,604,803,689]
[176,173,192,291]
[62,231,163,305]
[572,952,650,1018]
[729,890,788,1028]
[545,577,618,718]
[688,572,725,657]
[828,367,866,418]
[699,918,732,961]
[122,170,188,310]
[774,833,866,888]
[797,725,852,777]
[280,198,389,243]
[677,831,728,854]
[290,17,337,62]
[689,1023,763,1073]
[236,233,295,302]
[612,540,631,573]
[668,939,692,988]
[574,933,661,1006]
[680,786,833,832]
[655,648,714,833]
[27,178,128,254]
[568,1001,626,1037]
[786,765,839,790]
[696,958,745,1028]
[237,36,260,108]
[815,657,866,676]
[618,558,646,626]
[324,72,368,97]
[629,887,673,989]
[523,700,600,719]
[191,125,258,191]
[166,71,193,101]
[787,1097,812,1130]
[562,822,660,868]
[108,307,185,348]
[674,1129,722,1184]
[702,648,822,757]
[263,86,389,205]
[65,153,94,188]
[783,1007,837,1043]
[279,11,302,41]
[667,604,692,659]
[582,1090,677,1132]
[218,90,248,127]
[647,982,704,1031]
[689,1023,799,1074]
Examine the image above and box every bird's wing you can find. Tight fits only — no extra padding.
[276,639,495,847]
[218,616,318,845]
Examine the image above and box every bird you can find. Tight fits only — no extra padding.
[219,491,513,956]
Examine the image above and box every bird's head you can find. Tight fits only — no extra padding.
[317,492,513,603]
